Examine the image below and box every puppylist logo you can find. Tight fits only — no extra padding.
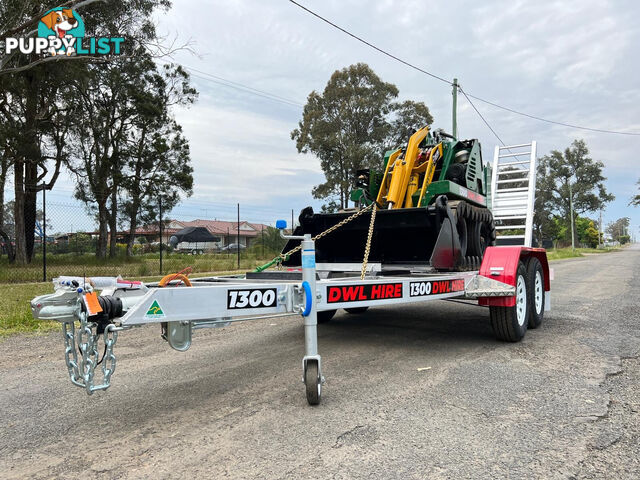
[3,7,124,57]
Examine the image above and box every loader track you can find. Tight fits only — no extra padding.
[450,200,496,271]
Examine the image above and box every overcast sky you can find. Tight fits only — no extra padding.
[45,0,640,235]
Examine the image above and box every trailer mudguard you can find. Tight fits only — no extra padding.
[477,246,550,307]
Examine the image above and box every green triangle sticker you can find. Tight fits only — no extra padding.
[146,300,165,316]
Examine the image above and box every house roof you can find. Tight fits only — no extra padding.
[170,219,270,237]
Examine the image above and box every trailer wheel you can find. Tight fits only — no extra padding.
[526,257,545,328]
[318,310,337,323]
[490,261,529,342]
[305,360,321,405]
[345,307,369,314]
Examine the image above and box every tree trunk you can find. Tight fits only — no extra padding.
[24,161,38,261]
[0,163,14,262]
[108,190,118,257]
[96,201,109,258]
[126,204,139,257]
[13,160,28,264]
[15,70,41,264]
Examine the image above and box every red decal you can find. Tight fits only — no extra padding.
[342,286,360,301]
[327,283,403,303]
[328,287,341,302]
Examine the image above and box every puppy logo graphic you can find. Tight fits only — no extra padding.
[3,9,123,57]
[38,8,85,56]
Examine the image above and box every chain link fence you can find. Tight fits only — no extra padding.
[1,189,289,284]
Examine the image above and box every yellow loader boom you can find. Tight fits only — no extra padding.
[376,126,443,209]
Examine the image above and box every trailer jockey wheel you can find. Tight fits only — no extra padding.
[305,360,321,405]
[489,261,530,342]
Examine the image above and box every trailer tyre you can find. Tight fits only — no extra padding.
[317,309,337,324]
[305,361,321,405]
[345,307,369,314]
[526,257,545,329]
[490,261,529,342]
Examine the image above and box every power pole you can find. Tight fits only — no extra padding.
[598,208,603,248]
[291,209,294,234]
[569,180,575,250]
[237,203,240,269]
[452,78,458,139]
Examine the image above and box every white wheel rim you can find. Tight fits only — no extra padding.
[534,271,543,315]
[516,275,527,326]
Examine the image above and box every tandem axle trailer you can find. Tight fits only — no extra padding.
[31,227,550,405]
[30,141,549,405]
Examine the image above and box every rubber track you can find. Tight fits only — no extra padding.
[451,200,496,272]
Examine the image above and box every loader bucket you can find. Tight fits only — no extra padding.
[282,196,463,271]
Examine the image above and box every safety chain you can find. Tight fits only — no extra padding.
[360,202,377,280]
[61,306,118,394]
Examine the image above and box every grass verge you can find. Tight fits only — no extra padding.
[0,283,59,338]
[545,247,619,261]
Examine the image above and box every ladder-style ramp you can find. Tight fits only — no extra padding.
[490,142,537,247]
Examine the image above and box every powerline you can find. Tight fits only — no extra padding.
[157,59,303,108]
[464,92,640,136]
[288,0,452,86]
[459,88,506,146]
[288,0,640,137]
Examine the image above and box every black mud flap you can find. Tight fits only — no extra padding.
[430,195,462,270]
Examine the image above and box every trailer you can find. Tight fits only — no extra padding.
[30,142,550,405]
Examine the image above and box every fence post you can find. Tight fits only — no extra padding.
[237,203,240,269]
[159,196,163,275]
[42,183,47,282]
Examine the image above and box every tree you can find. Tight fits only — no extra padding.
[606,217,630,244]
[121,117,195,256]
[631,179,640,206]
[292,63,433,210]
[575,216,599,248]
[70,51,195,258]
[385,100,434,150]
[0,0,178,263]
[534,140,614,246]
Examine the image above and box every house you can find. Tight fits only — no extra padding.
[56,219,270,249]
[166,219,270,248]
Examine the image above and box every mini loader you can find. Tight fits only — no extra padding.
[282,126,497,272]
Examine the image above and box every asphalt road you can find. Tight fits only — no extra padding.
[1,246,639,479]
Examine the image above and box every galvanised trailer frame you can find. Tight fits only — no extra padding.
[30,140,549,405]
[31,228,550,405]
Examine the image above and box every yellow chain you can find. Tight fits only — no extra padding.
[360,203,377,279]
[278,202,376,264]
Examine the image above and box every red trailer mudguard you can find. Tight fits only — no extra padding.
[478,246,550,307]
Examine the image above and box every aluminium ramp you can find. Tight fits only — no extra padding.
[490,142,537,247]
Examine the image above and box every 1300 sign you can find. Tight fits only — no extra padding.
[227,288,277,309]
